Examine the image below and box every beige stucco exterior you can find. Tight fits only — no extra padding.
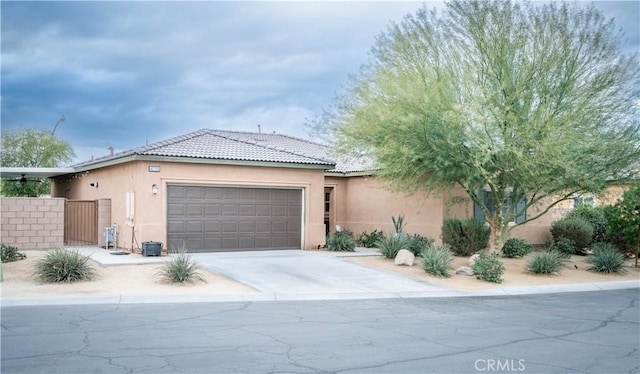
[53,160,327,250]
[50,154,636,251]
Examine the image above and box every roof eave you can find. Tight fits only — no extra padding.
[73,154,334,172]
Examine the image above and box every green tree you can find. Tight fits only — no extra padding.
[1,128,75,197]
[314,0,640,251]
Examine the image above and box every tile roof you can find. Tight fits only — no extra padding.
[73,129,375,174]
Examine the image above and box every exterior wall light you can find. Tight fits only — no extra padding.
[152,184,158,195]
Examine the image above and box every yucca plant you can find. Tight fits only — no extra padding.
[586,243,627,274]
[34,249,95,283]
[421,244,453,277]
[157,250,205,283]
[528,251,565,274]
[391,214,406,235]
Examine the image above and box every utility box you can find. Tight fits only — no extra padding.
[142,241,162,256]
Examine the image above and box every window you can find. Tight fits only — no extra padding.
[474,190,526,224]
[573,196,595,208]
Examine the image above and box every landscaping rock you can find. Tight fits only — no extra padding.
[394,249,415,266]
[468,253,480,266]
[456,266,474,276]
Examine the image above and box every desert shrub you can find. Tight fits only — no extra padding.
[34,249,95,283]
[421,244,453,277]
[406,234,436,256]
[1,244,26,262]
[356,230,385,248]
[565,205,608,242]
[157,252,205,283]
[603,185,640,254]
[442,218,490,256]
[501,238,533,258]
[326,230,356,251]
[550,217,593,254]
[545,237,575,259]
[472,252,505,283]
[377,234,410,259]
[528,251,565,274]
[586,242,627,274]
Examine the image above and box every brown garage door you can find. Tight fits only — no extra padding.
[167,185,302,252]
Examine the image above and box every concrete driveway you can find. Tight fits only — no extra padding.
[190,250,452,299]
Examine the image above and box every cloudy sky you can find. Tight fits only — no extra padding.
[2,1,638,165]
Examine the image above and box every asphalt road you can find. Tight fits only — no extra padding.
[2,289,639,374]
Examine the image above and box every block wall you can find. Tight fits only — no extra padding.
[0,197,65,249]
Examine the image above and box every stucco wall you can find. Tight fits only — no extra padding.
[326,175,446,243]
[0,197,65,249]
[53,161,326,250]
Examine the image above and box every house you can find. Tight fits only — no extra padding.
[50,128,565,252]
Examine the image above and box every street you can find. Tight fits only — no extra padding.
[2,289,639,373]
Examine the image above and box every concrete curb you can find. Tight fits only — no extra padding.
[2,279,638,307]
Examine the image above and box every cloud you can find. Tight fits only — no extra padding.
[1,1,637,164]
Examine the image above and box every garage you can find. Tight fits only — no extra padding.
[167,185,303,252]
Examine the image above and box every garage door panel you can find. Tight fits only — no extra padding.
[204,220,221,233]
[220,220,237,233]
[272,205,286,217]
[222,205,238,216]
[239,236,255,248]
[238,204,256,216]
[256,205,271,216]
[222,236,239,249]
[187,204,203,216]
[256,221,271,233]
[186,220,203,233]
[205,187,223,199]
[187,187,204,199]
[205,204,220,215]
[238,221,255,233]
[167,185,301,252]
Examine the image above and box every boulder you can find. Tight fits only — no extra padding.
[468,253,480,266]
[456,266,474,276]
[394,249,415,266]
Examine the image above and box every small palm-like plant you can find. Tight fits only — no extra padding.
[157,249,205,283]
[586,243,627,274]
[34,249,95,283]
[421,244,453,277]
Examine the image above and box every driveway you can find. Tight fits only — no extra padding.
[191,250,452,299]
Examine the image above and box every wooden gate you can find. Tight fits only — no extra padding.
[64,200,98,246]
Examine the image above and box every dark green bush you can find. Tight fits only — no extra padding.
[545,237,575,259]
[565,205,608,242]
[356,230,385,248]
[550,217,593,254]
[442,218,490,256]
[326,230,356,251]
[603,185,640,254]
[406,234,435,256]
[501,238,533,258]
[157,252,205,283]
[472,252,505,283]
[528,251,565,274]
[377,234,410,259]
[1,244,26,262]
[421,244,453,277]
[34,249,95,283]
[586,242,627,274]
